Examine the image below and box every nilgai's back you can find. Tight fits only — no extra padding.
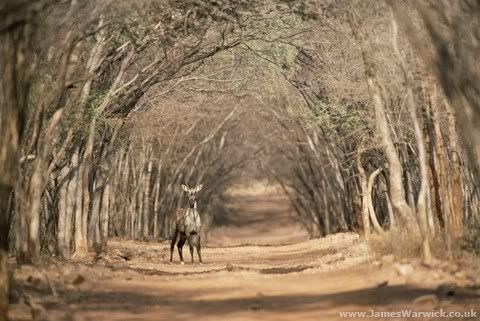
[172,208,201,236]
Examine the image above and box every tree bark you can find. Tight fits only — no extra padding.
[142,161,153,238]
[445,99,463,238]
[57,167,69,257]
[73,146,87,255]
[100,183,110,251]
[367,168,385,235]
[349,12,417,233]
[356,154,370,240]
[391,14,432,262]
[427,84,453,255]
[0,14,32,320]
[16,109,63,263]
[88,179,102,251]
[152,167,161,238]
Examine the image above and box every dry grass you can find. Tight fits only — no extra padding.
[368,229,422,260]
[461,220,480,255]
[368,225,480,261]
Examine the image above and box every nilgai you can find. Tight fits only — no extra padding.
[170,184,203,264]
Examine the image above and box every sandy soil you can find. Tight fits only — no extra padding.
[8,191,480,321]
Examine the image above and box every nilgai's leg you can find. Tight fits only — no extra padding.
[177,234,186,264]
[188,235,195,264]
[169,231,177,263]
[196,235,202,264]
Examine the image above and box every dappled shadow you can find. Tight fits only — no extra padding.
[11,248,480,321]
[46,283,480,318]
[109,263,317,276]
[259,265,312,274]
[111,264,228,277]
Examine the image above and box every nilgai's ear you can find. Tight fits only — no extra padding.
[194,185,203,193]
[181,184,189,192]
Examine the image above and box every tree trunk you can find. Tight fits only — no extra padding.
[428,85,452,256]
[367,168,385,235]
[349,10,419,242]
[100,183,110,251]
[402,151,416,208]
[445,99,463,238]
[57,167,69,257]
[391,15,431,262]
[64,155,77,256]
[142,161,153,238]
[152,172,161,238]
[356,154,370,240]
[385,192,395,228]
[75,161,88,255]
[88,180,102,251]
[16,110,61,263]
[0,17,32,320]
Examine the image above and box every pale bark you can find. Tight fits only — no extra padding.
[57,167,69,257]
[88,125,122,249]
[368,76,415,226]
[322,183,330,235]
[78,155,91,256]
[73,16,108,255]
[80,16,107,103]
[367,168,385,235]
[152,166,161,238]
[386,192,395,228]
[129,156,139,238]
[391,14,431,262]
[356,154,371,239]
[426,85,452,253]
[445,99,463,238]
[390,1,480,189]
[349,12,416,230]
[389,0,480,244]
[108,153,121,236]
[0,15,32,320]
[122,152,130,235]
[64,153,77,255]
[402,151,416,208]
[425,99,443,232]
[325,142,349,231]
[100,183,110,249]
[426,183,435,237]
[88,180,102,250]
[16,109,63,263]
[137,182,144,238]
[142,161,153,237]
[73,147,87,255]
[348,11,424,251]
[54,132,75,257]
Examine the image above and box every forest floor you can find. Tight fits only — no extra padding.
[8,189,480,321]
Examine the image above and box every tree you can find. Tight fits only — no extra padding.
[1,0,47,318]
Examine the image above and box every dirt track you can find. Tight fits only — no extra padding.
[9,191,480,321]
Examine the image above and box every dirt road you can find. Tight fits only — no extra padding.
[10,191,480,321]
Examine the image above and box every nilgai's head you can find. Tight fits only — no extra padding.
[182,184,203,208]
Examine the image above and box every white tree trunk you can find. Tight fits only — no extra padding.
[57,167,69,257]
[367,168,386,235]
[391,14,432,262]
[357,155,371,239]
